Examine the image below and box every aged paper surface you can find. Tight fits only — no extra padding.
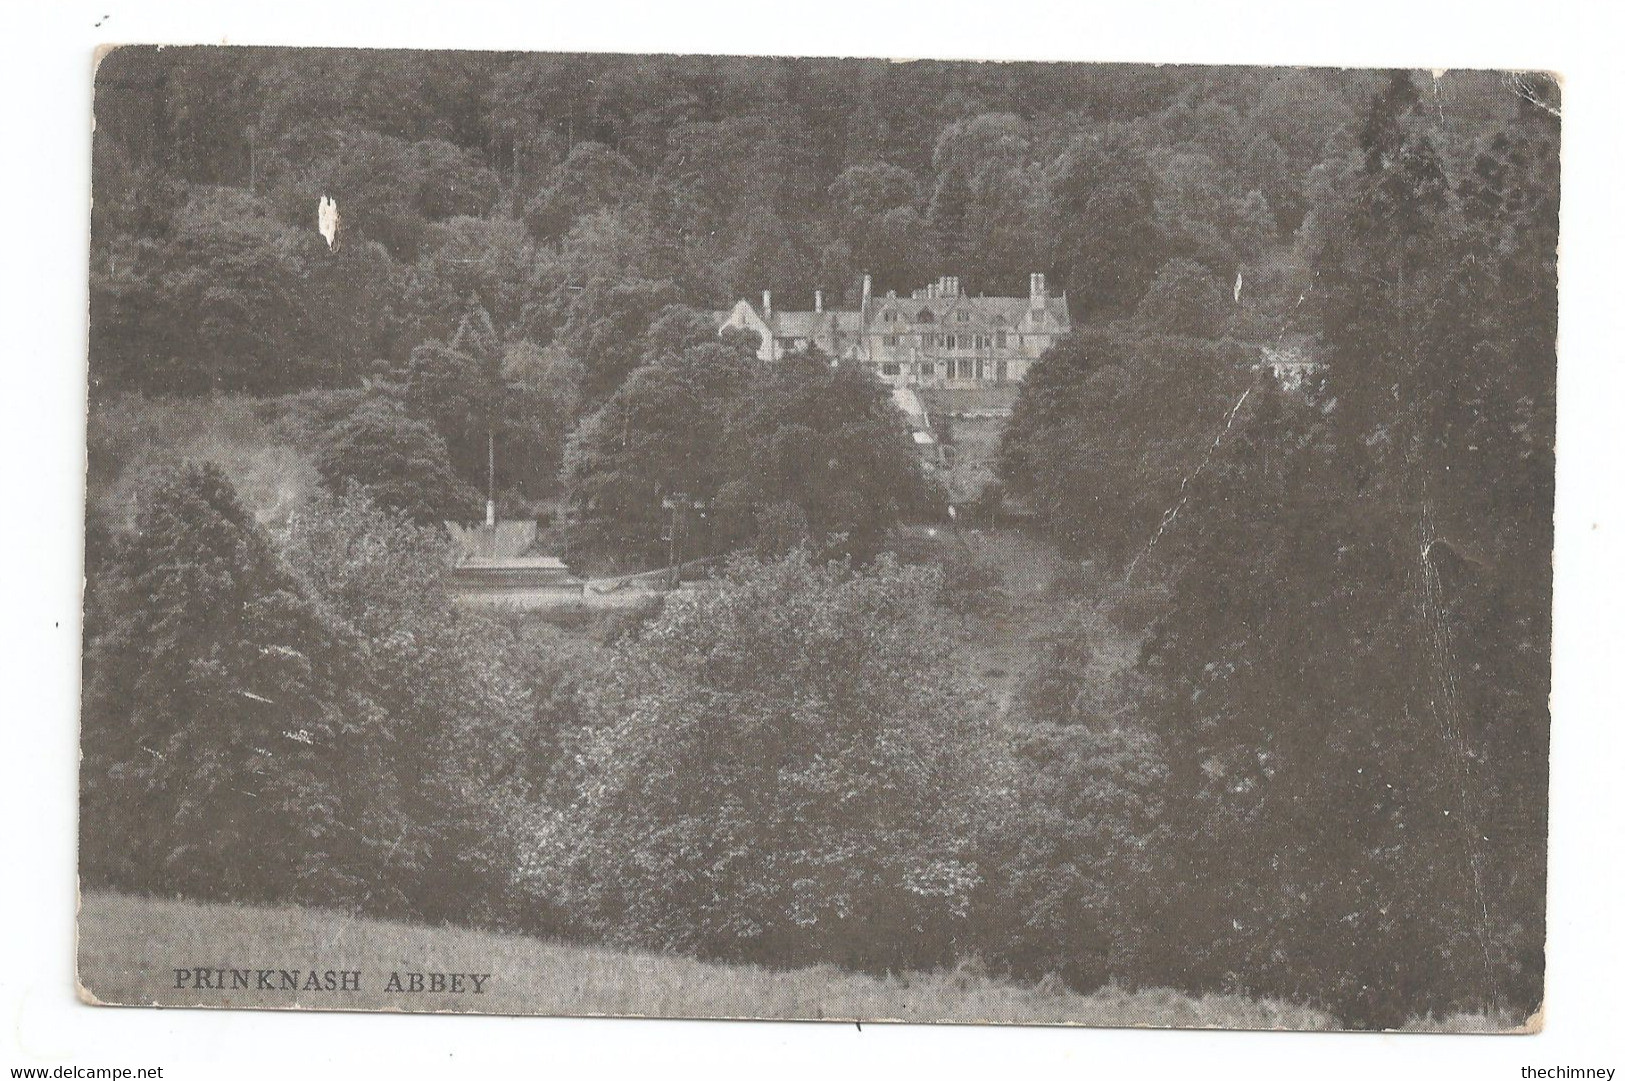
[78,45,1556,1032]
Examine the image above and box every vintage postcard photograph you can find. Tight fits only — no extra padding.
[77,46,1557,1032]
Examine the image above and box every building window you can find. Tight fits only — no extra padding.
[884,334,898,346]
[883,310,896,322]
[944,359,958,379]
[1032,310,1046,324]
[919,362,935,378]
[881,362,900,376]
[996,360,1008,382]
[946,334,957,350]
[995,330,1007,348]
[917,309,934,323]
[955,310,970,322]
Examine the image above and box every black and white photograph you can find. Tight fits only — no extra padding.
[66,42,1565,1035]
[6,0,1625,1073]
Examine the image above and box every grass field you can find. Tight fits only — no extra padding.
[77,892,1337,1028]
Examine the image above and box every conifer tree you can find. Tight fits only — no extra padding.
[81,464,402,905]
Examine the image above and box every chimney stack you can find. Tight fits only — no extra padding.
[815,289,824,313]
[861,272,872,311]
[1030,272,1047,310]
[762,290,772,319]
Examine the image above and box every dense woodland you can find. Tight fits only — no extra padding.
[83,49,1557,1029]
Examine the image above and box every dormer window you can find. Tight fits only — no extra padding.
[916,309,935,324]
[955,310,970,322]
[882,310,897,323]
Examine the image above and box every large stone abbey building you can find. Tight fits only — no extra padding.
[715,273,1071,388]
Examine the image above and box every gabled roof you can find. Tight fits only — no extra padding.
[830,310,865,336]
[445,520,539,561]
[868,293,1071,327]
[771,310,833,338]
[450,298,501,359]
[715,285,1072,344]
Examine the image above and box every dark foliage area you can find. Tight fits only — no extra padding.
[91,48,1521,402]
[563,342,933,566]
[1001,70,1557,1026]
[546,554,996,971]
[81,475,587,925]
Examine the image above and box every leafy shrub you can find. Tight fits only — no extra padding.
[976,609,1171,990]
[542,552,1000,971]
[936,543,1007,617]
[277,487,551,927]
[976,719,1170,991]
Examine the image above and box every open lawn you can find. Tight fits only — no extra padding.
[77,892,1337,1028]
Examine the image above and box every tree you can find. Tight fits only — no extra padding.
[147,188,318,394]
[390,297,584,503]
[927,114,1043,292]
[639,303,727,366]
[720,352,929,560]
[277,487,540,924]
[1047,134,1168,316]
[524,141,650,241]
[1134,258,1230,338]
[1132,73,1556,1026]
[408,215,538,337]
[545,552,998,970]
[501,339,585,496]
[1148,148,1240,268]
[398,302,506,495]
[81,465,403,906]
[562,341,756,562]
[314,396,479,523]
[551,275,685,403]
[1316,70,1451,473]
[1134,377,1515,1027]
[827,163,935,294]
[293,130,499,261]
[998,328,1252,562]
